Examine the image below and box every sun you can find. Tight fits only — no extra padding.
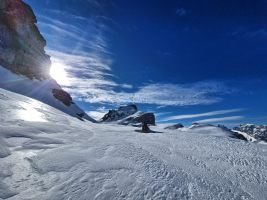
[50,62,69,85]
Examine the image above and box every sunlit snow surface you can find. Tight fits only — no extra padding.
[0,88,267,200]
[16,100,47,122]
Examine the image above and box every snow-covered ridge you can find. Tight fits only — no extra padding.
[233,124,267,143]
[0,88,267,200]
[162,123,267,143]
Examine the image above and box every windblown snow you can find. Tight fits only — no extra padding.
[0,88,267,200]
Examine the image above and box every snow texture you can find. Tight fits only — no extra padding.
[0,88,267,200]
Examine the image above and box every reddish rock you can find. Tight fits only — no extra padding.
[52,89,74,107]
[0,0,51,79]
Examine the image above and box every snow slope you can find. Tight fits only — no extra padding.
[0,65,95,122]
[0,88,267,200]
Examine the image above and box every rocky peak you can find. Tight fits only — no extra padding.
[101,104,138,122]
[164,123,184,130]
[233,124,267,142]
[0,0,51,79]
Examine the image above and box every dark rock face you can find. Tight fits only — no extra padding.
[136,113,156,133]
[233,124,267,142]
[101,105,138,122]
[217,124,231,131]
[52,89,74,107]
[100,105,157,131]
[136,113,156,126]
[0,0,51,79]
[164,123,184,130]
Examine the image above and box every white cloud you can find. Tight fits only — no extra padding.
[161,108,244,122]
[38,11,121,93]
[37,15,87,35]
[194,116,244,124]
[65,81,234,107]
[86,106,109,120]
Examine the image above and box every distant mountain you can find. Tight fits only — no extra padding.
[100,104,156,127]
[187,123,267,143]
[233,124,267,143]
[164,123,184,130]
[101,105,138,122]
[0,0,95,122]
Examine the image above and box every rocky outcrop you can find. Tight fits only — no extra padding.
[100,105,157,130]
[0,0,51,79]
[233,124,267,142]
[136,113,156,133]
[101,105,138,122]
[164,123,184,130]
[136,113,156,126]
[52,89,74,107]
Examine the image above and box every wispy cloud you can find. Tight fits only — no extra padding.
[38,7,234,108]
[194,116,244,124]
[38,21,109,54]
[43,9,88,21]
[47,49,122,90]
[232,28,267,39]
[161,108,244,122]
[65,81,234,107]
[176,8,187,16]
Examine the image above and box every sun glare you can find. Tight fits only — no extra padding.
[50,62,69,85]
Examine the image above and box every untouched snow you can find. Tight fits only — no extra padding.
[0,88,267,200]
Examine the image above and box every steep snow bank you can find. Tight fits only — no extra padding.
[0,65,95,122]
[0,88,267,200]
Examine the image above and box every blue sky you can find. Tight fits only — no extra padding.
[25,0,267,126]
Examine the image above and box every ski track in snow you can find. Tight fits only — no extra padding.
[0,88,267,200]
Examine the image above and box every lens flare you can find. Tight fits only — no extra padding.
[50,62,69,85]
